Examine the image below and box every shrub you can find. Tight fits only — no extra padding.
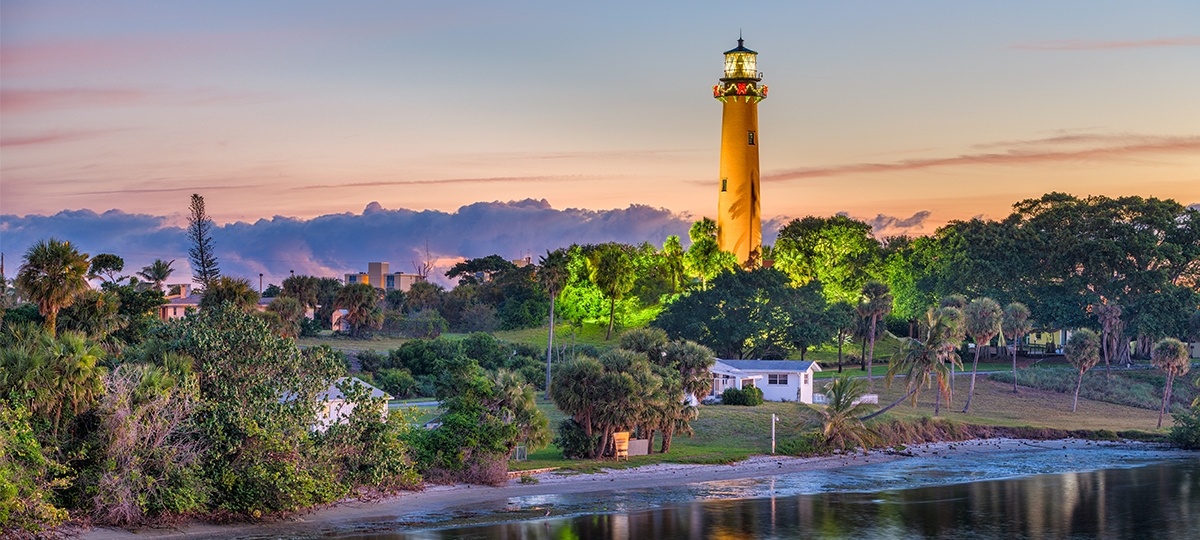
[721,386,764,406]
[1170,406,1200,450]
[0,402,69,536]
[553,418,597,459]
[396,310,448,339]
[374,368,418,399]
[776,431,825,456]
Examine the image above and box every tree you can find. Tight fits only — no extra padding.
[1151,338,1190,428]
[683,218,737,289]
[786,281,832,361]
[334,283,383,337]
[661,235,686,293]
[57,289,125,352]
[653,268,795,359]
[962,297,1002,412]
[198,276,258,312]
[859,281,892,387]
[266,296,306,338]
[445,254,517,286]
[812,376,878,451]
[137,259,176,290]
[538,248,570,394]
[774,215,881,304]
[863,306,962,420]
[1064,328,1101,413]
[15,238,91,337]
[88,253,126,283]
[1095,304,1126,375]
[186,194,220,287]
[825,301,856,373]
[1001,302,1033,393]
[588,243,636,340]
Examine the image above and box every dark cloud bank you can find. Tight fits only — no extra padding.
[1,199,935,285]
[1,200,693,285]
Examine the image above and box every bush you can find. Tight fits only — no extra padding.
[396,310,448,339]
[553,419,597,459]
[776,431,825,456]
[721,386,764,406]
[355,349,386,373]
[374,368,418,399]
[1170,407,1200,450]
[0,402,69,536]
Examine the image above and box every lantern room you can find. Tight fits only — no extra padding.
[722,38,759,81]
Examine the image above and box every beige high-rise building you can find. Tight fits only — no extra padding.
[713,37,767,265]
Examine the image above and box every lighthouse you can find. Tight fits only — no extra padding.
[713,37,767,265]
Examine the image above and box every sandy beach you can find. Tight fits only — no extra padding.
[80,438,1189,539]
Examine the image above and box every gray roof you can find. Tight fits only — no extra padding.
[717,360,820,372]
[318,376,391,401]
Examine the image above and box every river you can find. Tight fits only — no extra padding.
[360,444,1198,540]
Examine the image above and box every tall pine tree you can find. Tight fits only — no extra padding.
[187,194,221,287]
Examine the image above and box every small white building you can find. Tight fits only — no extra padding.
[710,360,822,403]
[313,377,391,432]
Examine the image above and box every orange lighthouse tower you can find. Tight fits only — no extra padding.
[713,37,767,265]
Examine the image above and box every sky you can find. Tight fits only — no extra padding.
[2,1,1199,284]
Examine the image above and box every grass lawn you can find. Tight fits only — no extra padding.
[510,376,1171,473]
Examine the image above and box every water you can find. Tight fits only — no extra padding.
[362,446,1199,540]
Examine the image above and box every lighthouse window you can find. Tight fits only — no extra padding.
[748,131,755,145]
[721,178,728,192]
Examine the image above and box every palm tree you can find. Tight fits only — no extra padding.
[333,283,383,337]
[137,259,176,291]
[859,281,893,387]
[266,296,306,338]
[1151,338,1190,428]
[538,249,570,393]
[962,297,1002,413]
[863,306,961,421]
[1064,329,1101,413]
[812,376,878,452]
[1096,304,1123,378]
[938,294,968,393]
[198,276,259,312]
[1002,302,1033,393]
[549,356,605,456]
[15,238,91,337]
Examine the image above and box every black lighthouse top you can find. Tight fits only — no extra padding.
[724,37,757,55]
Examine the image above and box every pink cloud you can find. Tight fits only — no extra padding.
[0,88,148,113]
[1012,36,1200,51]
[0,129,119,147]
[762,136,1200,182]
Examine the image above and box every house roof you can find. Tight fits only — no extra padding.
[318,376,392,401]
[716,360,821,373]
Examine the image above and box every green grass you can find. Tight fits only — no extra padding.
[298,321,627,355]
[513,401,818,472]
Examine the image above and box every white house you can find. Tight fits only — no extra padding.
[710,360,822,403]
[313,377,391,431]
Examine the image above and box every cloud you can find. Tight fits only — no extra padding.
[0,129,119,147]
[1012,36,1200,51]
[0,88,149,113]
[296,176,592,190]
[1,200,691,287]
[847,211,934,237]
[763,135,1200,182]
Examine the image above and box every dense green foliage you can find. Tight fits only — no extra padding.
[720,387,764,406]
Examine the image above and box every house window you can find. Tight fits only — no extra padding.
[768,374,787,385]
[748,131,755,145]
[803,373,809,384]
[721,178,728,192]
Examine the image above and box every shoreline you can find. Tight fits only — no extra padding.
[80,437,1191,539]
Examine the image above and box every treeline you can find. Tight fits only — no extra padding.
[0,240,550,536]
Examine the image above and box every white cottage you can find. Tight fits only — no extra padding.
[710,360,822,403]
[313,377,391,431]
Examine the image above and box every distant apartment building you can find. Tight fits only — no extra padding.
[344,262,426,292]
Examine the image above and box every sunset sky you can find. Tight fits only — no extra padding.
[2,1,1199,282]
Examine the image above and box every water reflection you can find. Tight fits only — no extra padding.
[384,461,1199,540]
